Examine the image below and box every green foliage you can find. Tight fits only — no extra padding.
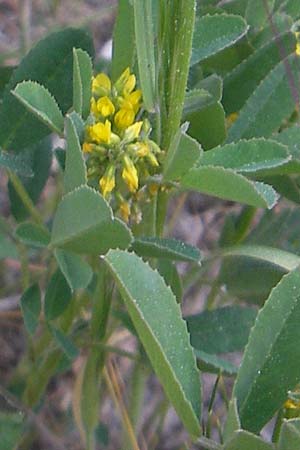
[227,55,300,142]
[72,48,93,119]
[0,231,18,259]
[50,186,132,254]
[223,430,274,450]
[181,166,278,208]
[20,283,41,335]
[0,28,94,150]
[12,81,64,135]
[234,268,300,432]
[44,268,72,321]
[0,412,24,450]
[54,249,93,291]
[8,137,52,221]
[15,222,51,248]
[186,306,257,354]
[111,0,135,81]
[104,249,201,437]
[4,1,300,448]
[191,14,249,65]
[223,32,296,114]
[64,113,87,193]
[163,123,202,181]
[131,236,201,262]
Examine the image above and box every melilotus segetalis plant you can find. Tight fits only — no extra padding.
[2,0,300,449]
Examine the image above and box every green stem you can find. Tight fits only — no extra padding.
[163,0,196,150]
[8,170,45,227]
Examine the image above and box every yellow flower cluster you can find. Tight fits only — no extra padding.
[82,68,163,222]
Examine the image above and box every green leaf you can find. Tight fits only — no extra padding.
[50,186,132,254]
[194,74,223,102]
[131,236,201,263]
[157,259,183,303]
[15,222,50,248]
[20,283,41,335]
[49,324,79,360]
[199,139,290,174]
[223,430,274,450]
[186,306,257,354]
[104,249,201,437]
[195,349,238,376]
[185,102,226,150]
[73,48,93,119]
[54,249,93,291]
[251,13,293,49]
[279,419,300,450]
[191,14,249,65]
[8,137,52,221]
[221,245,300,271]
[233,268,300,432]
[223,399,241,444]
[0,150,33,176]
[0,28,94,151]
[163,123,202,181]
[263,175,300,203]
[12,81,64,135]
[0,232,18,259]
[219,256,285,305]
[181,166,279,208]
[64,113,87,193]
[246,0,275,29]
[0,66,14,99]
[0,412,24,450]
[223,32,297,114]
[283,0,300,18]
[44,268,72,321]
[227,55,300,142]
[271,126,300,174]
[133,0,155,111]
[183,89,215,115]
[111,0,135,81]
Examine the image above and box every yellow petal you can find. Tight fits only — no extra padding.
[114,108,135,130]
[123,121,143,142]
[96,96,115,117]
[122,156,138,192]
[92,73,111,96]
[88,120,111,144]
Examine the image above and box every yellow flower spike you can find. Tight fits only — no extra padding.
[82,142,93,153]
[88,120,112,144]
[119,200,131,222]
[127,90,142,113]
[114,67,135,95]
[90,97,99,117]
[123,121,143,142]
[135,142,150,158]
[114,108,135,130]
[99,164,115,198]
[122,155,139,192]
[296,42,300,56]
[96,96,115,117]
[92,73,111,96]
[124,73,136,94]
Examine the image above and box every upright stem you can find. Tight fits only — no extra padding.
[162,0,196,150]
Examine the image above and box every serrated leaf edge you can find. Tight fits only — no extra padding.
[12,80,64,135]
[104,249,201,436]
[192,13,249,65]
